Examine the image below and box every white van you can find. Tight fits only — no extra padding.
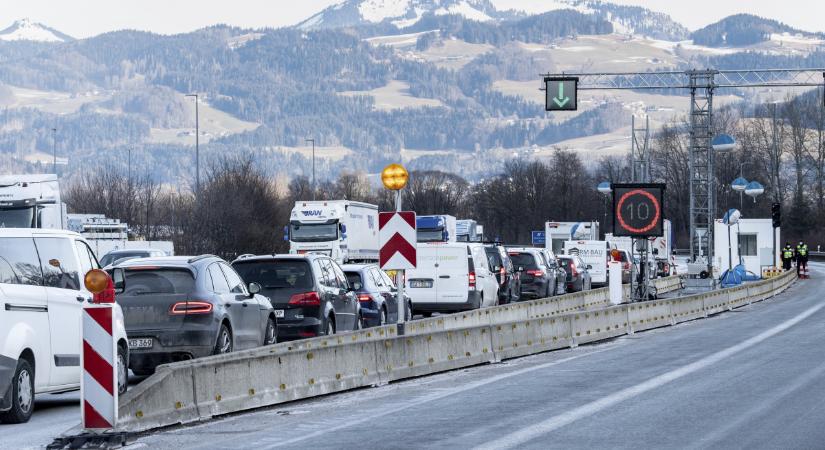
[0,229,129,423]
[405,243,498,315]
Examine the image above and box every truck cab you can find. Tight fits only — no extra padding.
[287,201,378,264]
[416,215,457,243]
[0,174,66,229]
[456,219,479,242]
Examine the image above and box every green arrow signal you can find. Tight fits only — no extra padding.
[553,82,570,108]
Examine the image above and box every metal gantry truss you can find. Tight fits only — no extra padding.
[542,68,825,278]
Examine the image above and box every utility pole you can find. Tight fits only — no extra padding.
[185,94,200,193]
[128,147,132,184]
[51,128,57,173]
[305,138,315,201]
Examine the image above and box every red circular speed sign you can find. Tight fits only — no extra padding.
[616,189,661,234]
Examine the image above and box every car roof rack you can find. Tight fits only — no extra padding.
[188,254,218,264]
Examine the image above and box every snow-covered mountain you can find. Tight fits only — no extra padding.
[298,0,688,41]
[298,0,504,30]
[0,18,74,43]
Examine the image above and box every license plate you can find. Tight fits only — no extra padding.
[410,280,433,288]
[128,338,153,349]
[274,309,285,318]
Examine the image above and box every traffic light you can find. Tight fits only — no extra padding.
[771,202,781,228]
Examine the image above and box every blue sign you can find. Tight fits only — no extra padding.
[531,231,546,245]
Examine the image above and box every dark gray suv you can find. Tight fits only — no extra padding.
[112,255,276,375]
[232,254,362,341]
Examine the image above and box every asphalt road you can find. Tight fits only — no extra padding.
[133,263,825,450]
[4,265,820,449]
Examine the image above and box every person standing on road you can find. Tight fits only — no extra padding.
[796,240,809,278]
[782,243,794,271]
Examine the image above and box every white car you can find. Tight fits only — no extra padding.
[0,228,129,423]
[405,242,499,316]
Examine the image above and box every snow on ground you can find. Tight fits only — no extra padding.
[434,1,493,22]
[0,85,111,115]
[272,145,353,162]
[489,0,592,15]
[227,32,264,49]
[405,37,494,69]
[0,18,67,42]
[366,30,438,48]
[339,80,445,110]
[358,0,412,23]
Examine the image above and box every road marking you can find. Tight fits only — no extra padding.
[475,301,825,450]
[260,346,618,448]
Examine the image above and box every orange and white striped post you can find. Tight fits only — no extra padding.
[81,269,118,431]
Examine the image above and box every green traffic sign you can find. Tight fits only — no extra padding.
[545,77,578,111]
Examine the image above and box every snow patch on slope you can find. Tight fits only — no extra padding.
[358,0,413,23]
[0,18,69,42]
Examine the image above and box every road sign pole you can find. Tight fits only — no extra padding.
[395,189,406,331]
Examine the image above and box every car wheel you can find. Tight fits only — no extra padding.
[214,323,233,355]
[117,344,128,396]
[131,367,154,377]
[422,312,433,318]
[263,316,277,345]
[0,358,34,424]
[380,307,387,326]
[355,313,364,331]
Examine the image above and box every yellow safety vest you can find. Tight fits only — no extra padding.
[797,245,808,257]
[783,249,794,259]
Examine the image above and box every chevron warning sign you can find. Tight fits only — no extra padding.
[379,211,417,270]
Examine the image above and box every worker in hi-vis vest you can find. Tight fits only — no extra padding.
[782,243,795,271]
[796,241,809,278]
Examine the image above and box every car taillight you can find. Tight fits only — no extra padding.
[170,301,213,315]
[623,262,630,270]
[468,272,476,289]
[570,263,579,277]
[499,267,506,285]
[526,269,545,278]
[357,294,372,303]
[289,291,321,306]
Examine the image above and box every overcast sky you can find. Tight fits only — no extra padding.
[2,0,823,39]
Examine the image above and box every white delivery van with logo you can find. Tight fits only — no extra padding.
[405,243,498,315]
[564,240,609,286]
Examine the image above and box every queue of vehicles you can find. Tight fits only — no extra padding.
[2,191,649,424]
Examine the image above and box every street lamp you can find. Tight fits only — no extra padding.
[305,138,315,201]
[185,94,199,193]
[597,181,611,238]
[51,128,57,173]
[744,181,764,203]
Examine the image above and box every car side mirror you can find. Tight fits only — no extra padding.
[586,265,593,270]
[112,268,125,293]
[248,282,262,295]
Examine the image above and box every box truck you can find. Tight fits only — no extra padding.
[287,200,379,264]
[545,221,599,254]
[0,174,66,229]
[563,239,609,286]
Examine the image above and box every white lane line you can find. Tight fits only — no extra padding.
[258,346,618,449]
[475,301,825,450]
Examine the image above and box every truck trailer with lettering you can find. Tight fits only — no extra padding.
[287,200,379,264]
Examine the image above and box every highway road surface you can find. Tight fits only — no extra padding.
[5,265,822,449]
[132,263,825,449]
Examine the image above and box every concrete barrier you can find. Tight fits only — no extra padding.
[112,271,792,434]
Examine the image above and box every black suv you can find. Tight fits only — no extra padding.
[232,254,362,341]
[112,255,276,375]
[507,248,558,300]
[485,245,520,304]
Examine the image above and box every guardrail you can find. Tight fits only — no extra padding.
[112,273,787,434]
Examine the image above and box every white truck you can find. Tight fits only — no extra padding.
[456,219,479,242]
[563,240,609,286]
[0,174,67,229]
[545,221,599,254]
[287,200,379,264]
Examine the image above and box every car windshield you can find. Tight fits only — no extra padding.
[508,252,538,270]
[122,269,195,295]
[233,260,313,290]
[290,222,338,242]
[0,207,35,228]
[100,252,150,267]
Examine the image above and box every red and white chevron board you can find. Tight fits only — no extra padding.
[379,211,417,270]
[81,305,118,430]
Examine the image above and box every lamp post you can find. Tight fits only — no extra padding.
[185,94,199,193]
[305,138,315,201]
[597,181,612,238]
[51,128,57,173]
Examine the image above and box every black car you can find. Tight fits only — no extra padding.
[557,255,593,292]
[342,264,412,326]
[485,245,520,304]
[507,248,558,299]
[232,254,362,341]
[112,255,277,375]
